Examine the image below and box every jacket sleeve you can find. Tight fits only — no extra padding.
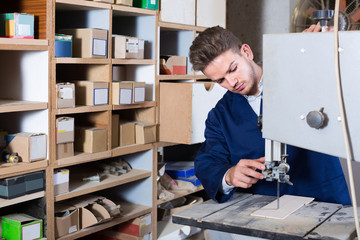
[195,109,237,203]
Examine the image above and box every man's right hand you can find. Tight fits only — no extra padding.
[225,157,265,189]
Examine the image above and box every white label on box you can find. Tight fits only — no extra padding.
[93,38,107,56]
[68,225,77,234]
[119,88,132,104]
[57,119,74,133]
[17,24,31,36]
[134,87,145,102]
[139,40,144,50]
[151,0,155,4]
[94,88,109,105]
[60,87,73,99]
[22,222,41,240]
[54,170,69,185]
[30,135,46,160]
[126,39,139,53]
[140,214,152,227]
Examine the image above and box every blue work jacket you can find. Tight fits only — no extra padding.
[195,91,351,205]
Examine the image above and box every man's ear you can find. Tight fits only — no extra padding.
[240,44,254,60]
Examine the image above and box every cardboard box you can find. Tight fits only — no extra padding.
[96,230,151,240]
[160,55,187,75]
[24,171,44,194]
[55,34,72,57]
[135,122,156,144]
[133,82,146,103]
[75,127,107,153]
[59,28,108,58]
[118,213,152,237]
[0,175,26,199]
[133,0,158,10]
[2,214,43,240]
[75,81,109,106]
[55,204,79,238]
[112,81,133,105]
[56,117,75,144]
[119,122,135,146]
[115,0,133,6]
[112,35,144,59]
[112,114,120,148]
[6,132,47,163]
[0,13,34,39]
[56,142,74,159]
[113,65,127,81]
[53,169,69,196]
[56,82,75,109]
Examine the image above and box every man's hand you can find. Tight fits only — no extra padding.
[225,157,265,189]
[303,22,334,32]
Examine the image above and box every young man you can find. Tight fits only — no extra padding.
[190,26,351,205]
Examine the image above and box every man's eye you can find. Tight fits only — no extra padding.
[230,66,237,73]
[215,79,224,84]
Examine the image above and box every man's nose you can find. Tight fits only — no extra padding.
[225,75,237,88]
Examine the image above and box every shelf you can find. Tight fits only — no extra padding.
[0,100,48,113]
[55,105,112,115]
[56,0,111,11]
[55,151,112,168]
[112,4,157,16]
[158,74,208,81]
[0,191,45,208]
[159,21,206,32]
[55,58,111,64]
[112,59,155,65]
[111,144,153,158]
[0,160,48,179]
[112,101,156,111]
[157,185,204,205]
[55,169,151,202]
[57,202,151,240]
[0,39,48,51]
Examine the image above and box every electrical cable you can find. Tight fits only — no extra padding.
[333,0,360,238]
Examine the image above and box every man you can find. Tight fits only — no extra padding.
[190,25,351,205]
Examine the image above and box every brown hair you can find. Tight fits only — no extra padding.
[189,26,243,72]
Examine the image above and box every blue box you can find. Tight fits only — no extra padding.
[165,161,195,178]
[55,33,72,57]
[177,175,201,186]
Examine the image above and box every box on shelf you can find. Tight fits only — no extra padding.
[24,171,44,194]
[115,0,133,6]
[112,35,144,59]
[75,127,107,153]
[5,132,47,163]
[133,82,146,103]
[56,117,75,144]
[0,175,26,199]
[55,34,72,58]
[53,169,69,196]
[176,175,201,187]
[59,28,108,58]
[160,55,187,75]
[133,0,158,10]
[55,204,79,238]
[112,81,133,105]
[0,13,34,39]
[118,213,152,237]
[119,122,135,146]
[56,82,75,109]
[135,122,156,144]
[113,65,127,81]
[75,81,109,106]
[160,0,195,25]
[112,114,120,148]
[165,161,195,178]
[1,213,43,240]
[56,142,74,159]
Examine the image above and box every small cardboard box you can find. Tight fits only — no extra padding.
[53,169,69,196]
[133,82,146,103]
[112,114,120,148]
[55,204,79,238]
[135,122,156,144]
[75,127,107,153]
[112,81,133,105]
[75,81,109,106]
[113,65,127,81]
[1,213,43,240]
[55,34,72,57]
[56,117,75,144]
[56,82,75,109]
[119,122,135,146]
[24,171,44,194]
[112,35,144,59]
[0,175,26,199]
[115,0,133,6]
[160,55,187,75]
[118,213,152,237]
[96,230,151,240]
[133,0,158,10]
[56,142,74,159]
[6,132,47,163]
[59,28,108,58]
[0,13,34,39]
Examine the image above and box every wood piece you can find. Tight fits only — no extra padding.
[250,195,314,219]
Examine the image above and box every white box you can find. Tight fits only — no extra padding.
[160,0,195,25]
[6,133,47,162]
[197,0,226,28]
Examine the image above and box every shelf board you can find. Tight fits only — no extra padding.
[159,21,206,32]
[0,160,48,179]
[111,143,153,158]
[112,101,156,110]
[0,191,45,208]
[55,151,112,168]
[0,100,48,113]
[0,39,48,51]
[157,185,204,205]
[112,59,155,65]
[56,0,111,10]
[57,202,151,240]
[158,74,208,81]
[55,169,151,202]
[55,58,110,64]
[55,105,112,115]
[112,4,157,16]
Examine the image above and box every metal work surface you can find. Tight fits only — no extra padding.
[172,193,357,240]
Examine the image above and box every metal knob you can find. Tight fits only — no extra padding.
[306,108,327,129]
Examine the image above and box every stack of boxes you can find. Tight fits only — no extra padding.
[56,117,75,159]
[165,161,201,187]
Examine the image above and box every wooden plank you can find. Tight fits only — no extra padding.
[0,191,45,208]
[0,100,47,113]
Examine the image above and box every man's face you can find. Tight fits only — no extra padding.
[203,46,259,96]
